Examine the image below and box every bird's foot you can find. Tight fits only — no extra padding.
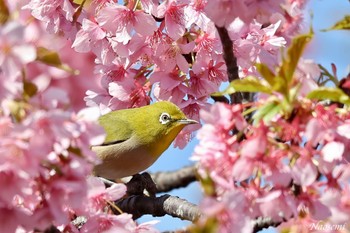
[126,172,157,197]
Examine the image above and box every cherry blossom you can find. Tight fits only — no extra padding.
[72,19,106,53]
[86,176,126,212]
[96,2,157,44]
[153,36,195,73]
[157,0,187,40]
[184,0,211,31]
[0,22,36,81]
[23,0,76,36]
[229,19,287,77]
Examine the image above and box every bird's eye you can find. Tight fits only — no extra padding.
[159,112,171,124]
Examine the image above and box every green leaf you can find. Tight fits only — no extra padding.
[23,80,38,99]
[279,32,313,84]
[36,47,79,74]
[7,100,27,123]
[199,173,216,196]
[255,63,291,94]
[307,87,350,105]
[231,76,272,93]
[253,100,281,124]
[211,84,236,96]
[256,63,276,86]
[322,15,350,31]
[212,76,272,96]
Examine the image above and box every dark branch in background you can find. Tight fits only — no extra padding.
[215,26,242,104]
[115,194,201,222]
[151,165,198,193]
[215,26,253,104]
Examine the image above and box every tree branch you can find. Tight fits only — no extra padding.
[115,194,201,222]
[151,165,198,193]
[215,26,254,104]
[253,217,281,233]
[215,26,243,104]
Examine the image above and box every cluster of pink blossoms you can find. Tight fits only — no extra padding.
[0,0,159,232]
[193,95,350,232]
[2,0,348,232]
[20,0,306,147]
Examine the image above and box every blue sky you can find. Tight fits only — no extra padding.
[138,1,350,232]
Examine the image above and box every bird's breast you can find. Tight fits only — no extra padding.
[92,137,158,179]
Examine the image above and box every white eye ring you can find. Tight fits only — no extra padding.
[159,112,171,124]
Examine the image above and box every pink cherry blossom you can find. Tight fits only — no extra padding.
[81,213,135,233]
[96,2,157,44]
[0,107,105,231]
[23,0,76,36]
[295,58,320,97]
[0,22,36,80]
[140,0,158,15]
[187,71,217,99]
[290,154,318,187]
[192,56,227,85]
[199,189,254,233]
[184,0,211,31]
[150,70,188,104]
[157,1,186,40]
[230,20,286,77]
[154,36,195,73]
[256,189,296,222]
[193,27,222,58]
[87,176,126,212]
[321,141,345,162]
[82,212,159,233]
[72,19,106,53]
[204,0,249,27]
[193,102,247,191]
[270,1,308,41]
[108,73,151,110]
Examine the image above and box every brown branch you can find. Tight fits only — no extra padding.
[115,194,201,222]
[151,165,198,193]
[99,166,198,194]
[215,26,243,104]
[215,26,254,104]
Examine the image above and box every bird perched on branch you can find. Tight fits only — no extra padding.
[92,101,198,180]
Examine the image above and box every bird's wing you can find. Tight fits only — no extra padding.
[98,112,134,146]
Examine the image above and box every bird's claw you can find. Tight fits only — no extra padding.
[126,172,157,197]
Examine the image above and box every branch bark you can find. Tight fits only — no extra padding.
[215,26,242,104]
[151,165,198,193]
[215,26,253,104]
[115,194,201,222]
[252,217,281,233]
